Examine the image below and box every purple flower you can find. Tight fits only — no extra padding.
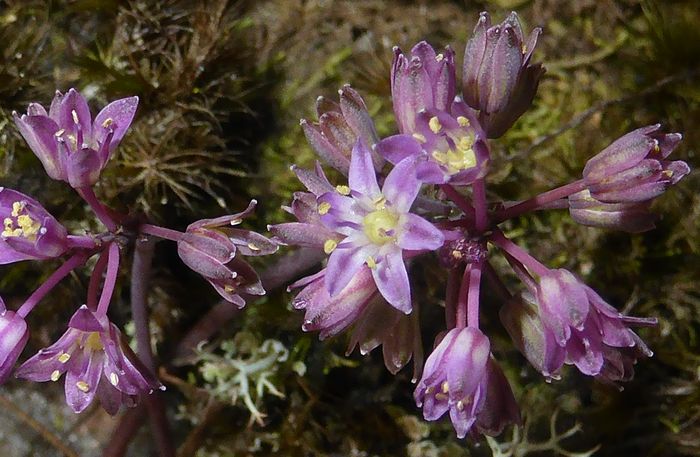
[289,266,378,340]
[347,298,423,380]
[391,41,456,134]
[535,269,654,378]
[414,327,519,438]
[568,189,656,233]
[462,12,544,138]
[499,293,565,380]
[13,88,138,188]
[376,103,489,185]
[16,306,162,414]
[301,85,382,175]
[315,140,444,312]
[1,187,69,264]
[583,125,689,203]
[0,297,29,383]
[178,200,277,308]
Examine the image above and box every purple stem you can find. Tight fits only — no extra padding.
[439,184,476,217]
[455,264,472,329]
[494,179,587,223]
[96,242,120,317]
[67,235,99,250]
[502,251,538,292]
[17,253,90,318]
[130,235,174,457]
[140,224,185,243]
[87,249,110,311]
[445,267,461,329]
[410,300,424,383]
[466,261,483,328]
[489,230,549,278]
[78,187,118,232]
[472,178,488,233]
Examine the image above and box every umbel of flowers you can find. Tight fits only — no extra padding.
[2,89,277,414]
[272,11,689,438]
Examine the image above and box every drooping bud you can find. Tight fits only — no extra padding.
[568,189,657,233]
[0,298,29,384]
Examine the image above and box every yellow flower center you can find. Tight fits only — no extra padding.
[84,332,104,351]
[363,209,399,245]
[2,201,42,240]
[431,134,477,174]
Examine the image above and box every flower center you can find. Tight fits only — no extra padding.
[84,332,104,351]
[431,134,477,174]
[363,208,399,245]
[2,201,42,240]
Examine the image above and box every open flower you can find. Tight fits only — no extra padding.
[376,103,489,185]
[13,88,138,188]
[462,11,544,138]
[316,140,444,312]
[583,125,689,203]
[391,41,456,134]
[301,85,382,175]
[535,269,655,378]
[414,327,519,438]
[1,187,69,264]
[0,297,29,383]
[16,306,162,414]
[178,200,277,307]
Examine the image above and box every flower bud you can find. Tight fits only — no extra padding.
[462,12,544,138]
[568,189,656,233]
[0,300,29,383]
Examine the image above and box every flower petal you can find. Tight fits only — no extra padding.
[398,213,444,251]
[372,248,411,313]
[348,140,381,198]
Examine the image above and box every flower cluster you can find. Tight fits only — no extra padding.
[274,11,689,439]
[2,89,277,414]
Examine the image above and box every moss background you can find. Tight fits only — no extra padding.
[0,0,698,456]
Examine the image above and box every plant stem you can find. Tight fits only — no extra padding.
[455,264,471,329]
[445,267,461,329]
[66,234,99,250]
[78,186,118,232]
[472,178,488,232]
[494,179,587,222]
[140,223,186,243]
[130,236,175,457]
[466,261,483,328]
[17,253,90,318]
[439,184,476,217]
[96,242,120,317]
[489,230,549,278]
[87,249,109,311]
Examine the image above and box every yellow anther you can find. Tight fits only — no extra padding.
[412,133,427,143]
[457,400,465,411]
[16,214,41,239]
[247,242,260,251]
[662,169,674,178]
[425,386,434,395]
[76,381,90,392]
[110,373,119,386]
[224,285,236,293]
[11,201,23,217]
[229,219,242,226]
[436,53,444,62]
[71,110,80,124]
[54,129,65,137]
[317,202,331,215]
[457,116,470,127]
[373,196,387,210]
[335,185,351,195]
[452,250,463,259]
[323,239,338,254]
[102,118,114,128]
[435,393,448,401]
[50,370,61,382]
[441,381,449,393]
[84,332,103,351]
[366,256,377,269]
[429,116,442,134]
[521,43,527,55]
[654,141,661,153]
[66,134,78,149]
[58,352,71,364]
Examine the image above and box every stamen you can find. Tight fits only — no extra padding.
[436,53,444,62]
[247,242,260,251]
[224,285,236,293]
[335,185,351,195]
[456,116,470,127]
[434,393,448,401]
[110,373,119,386]
[11,201,23,217]
[58,352,71,364]
[54,129,65,137]
[441,381,449,393]
[457,400,465,411]
[102,118,114,128]
[76,381,90,392]
[317,202,331,215]
[50,370,61,382]
[429,116,442,134]
[71,110,80,124]
[412,133,427,143]
[521,43,527,54]
[373,196,387,210]
[366,256,377,269]
[323,239,337,254]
